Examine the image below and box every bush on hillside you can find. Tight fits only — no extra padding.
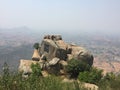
[33,43,39,49]
[99,73,120,90]
[31,63,42,77]
[103,72,115,81]
[0,70,87,90]
[78,67,103,84]
[66,58,90,78]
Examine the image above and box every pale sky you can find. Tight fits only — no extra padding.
[0,0,120,33]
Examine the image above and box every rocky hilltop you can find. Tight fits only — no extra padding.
[19,35,93,76]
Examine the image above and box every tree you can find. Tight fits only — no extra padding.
[3,62,9,76]
[2,62,10,88]
[33,43,39,49]
[78,67,103,84]
[66,58,90,78]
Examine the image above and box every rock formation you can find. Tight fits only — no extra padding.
[19,35,94,76]
[32,49,40,61]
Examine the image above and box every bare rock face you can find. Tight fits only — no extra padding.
[19,59,38,73]
[40,38,68,60]
[19,35,94,76]
[40,35,93,66]
[77,51,93,66]
[48,57,60,66]
[32,49,40,61]
[44,35,62,40]
[82,83,98,90]
[70,45,93,66]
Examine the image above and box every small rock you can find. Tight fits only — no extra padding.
[49,57,60,66]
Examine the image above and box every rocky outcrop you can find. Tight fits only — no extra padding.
[83,83,98,90]
[48,57,60,66]
[70,45,93,66]
[44,35,62,41]
[40,39,68,60]
[19,59,38,73]
[32,49,40,61]
[19,35,94,76]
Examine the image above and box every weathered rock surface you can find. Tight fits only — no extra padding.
[32,49,40,61]
[19,59,38,73]
[40,39,68,60]
[48,57,60,66]
[62,78,98,90]
[83,83,98,90]
[70,45,93,66]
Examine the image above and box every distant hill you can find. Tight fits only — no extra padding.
[0,44,33,71]
[0,27,41,71]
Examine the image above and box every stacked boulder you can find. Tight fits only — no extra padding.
[19,35,94,76]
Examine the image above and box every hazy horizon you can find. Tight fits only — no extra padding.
[0,0,120,34]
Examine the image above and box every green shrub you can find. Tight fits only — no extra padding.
[33,43,39,49]
[99,73,120,90]
[78,67,103,84]
[66,58,90,78]
[103,72,115,81]
[31,63,42,77]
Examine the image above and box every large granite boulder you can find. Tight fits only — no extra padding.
[19,59,38,73]
[77,50,93,66]
[40,37,68,61]
[70,45,93,66]
[32,49,40,61]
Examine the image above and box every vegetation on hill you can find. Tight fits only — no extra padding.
[66,59,90,78]
[66,59,103,85]
[78,67,103,84]
[0,63,87,90]
[31,63,42,77]
[0,62,120,90]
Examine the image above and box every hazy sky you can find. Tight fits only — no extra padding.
[0,0,120,33]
